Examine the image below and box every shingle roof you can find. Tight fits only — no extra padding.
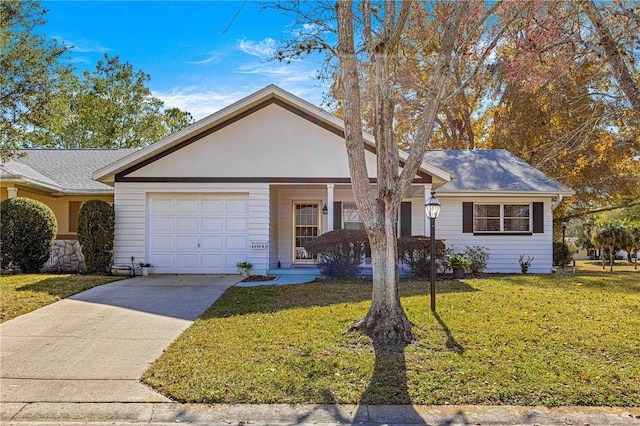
[1,148,572,195]
[424,149,573,194]
[0,160,61,190]
[2,149,136,193]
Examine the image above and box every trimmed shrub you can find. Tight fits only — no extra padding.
[304,229,370,277]
[463,245,490,275]
[553,241,574,267]
[397,235,446,277]
[0,197,57,273]
[77,200,115,274]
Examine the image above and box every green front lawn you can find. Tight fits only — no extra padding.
[0,274,123,322]
[143,271,640,407]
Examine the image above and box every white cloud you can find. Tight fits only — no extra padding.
[58,37,112,54]
[153,87,252,121]
[238,37,276,58]
[186,52,223,65]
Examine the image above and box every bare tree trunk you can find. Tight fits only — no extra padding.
[609,244,614,272]
[351,205,413,344]
[336,0,464,344]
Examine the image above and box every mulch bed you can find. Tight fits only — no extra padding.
[239,275,277,282]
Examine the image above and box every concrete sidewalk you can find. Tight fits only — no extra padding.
[2,402,639,425]
[0,275,239,404]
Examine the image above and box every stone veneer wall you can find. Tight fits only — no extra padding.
[43,239,86,273]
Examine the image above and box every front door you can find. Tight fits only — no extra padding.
[292,202,321,263]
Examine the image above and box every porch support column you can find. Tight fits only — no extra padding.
[327,184,335,232]
[424,184,433,237]
[7,187,18,199]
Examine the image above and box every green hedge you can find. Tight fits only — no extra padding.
[0,197,57,273]
[77,200,115,274]
[397,235,446,277]
[304,229,370,277]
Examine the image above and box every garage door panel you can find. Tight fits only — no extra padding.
[152,254,174,267]
[176,235,198,250]
[201,217,224,232]
[226,217,248,232]
[149,198,175,214]
[201,199,224,213]
[176,217,198,232]
[176,254,198,268]
[150,235,174,250]
[149,217,174,233]
[176,199,198,213]
[201,235,224,250]
[148,194,250,274]
[200,254,224,268]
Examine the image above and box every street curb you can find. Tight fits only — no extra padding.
[2,402,639,425]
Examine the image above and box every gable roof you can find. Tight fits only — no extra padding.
[92,84,453,184]
[425,150,573,195]
[1,149,136,195]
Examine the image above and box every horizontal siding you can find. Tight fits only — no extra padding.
[114,181,557,274]
[435,196,554,273]
[269,186,279,269]
[113,182,271,273]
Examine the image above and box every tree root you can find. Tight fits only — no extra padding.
[346,310,415,345]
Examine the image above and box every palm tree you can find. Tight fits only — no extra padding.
[591,223,626,272]
[591,227,612,270]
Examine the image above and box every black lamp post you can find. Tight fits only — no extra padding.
[425,190,441,312]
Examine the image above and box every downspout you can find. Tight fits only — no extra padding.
[551,194,563,210]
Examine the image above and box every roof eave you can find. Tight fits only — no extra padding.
[436,189,575,197]
[1,176,64,193]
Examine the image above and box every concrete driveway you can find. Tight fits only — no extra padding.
[0,275,240,404]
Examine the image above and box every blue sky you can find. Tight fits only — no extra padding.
[41,1,330,120]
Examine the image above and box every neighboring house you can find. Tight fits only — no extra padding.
[90,85,573,275]
[1,149,135,272]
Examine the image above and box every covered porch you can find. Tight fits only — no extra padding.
[265,182,433,272]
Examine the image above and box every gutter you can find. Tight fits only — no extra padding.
[551,194,564,210]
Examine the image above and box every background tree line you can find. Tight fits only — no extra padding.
[1,0,193,160]
[319,0,639,219]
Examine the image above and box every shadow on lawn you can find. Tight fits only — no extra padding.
[434,312,465,355]
[14,276,106,299]
[201,279,480,319]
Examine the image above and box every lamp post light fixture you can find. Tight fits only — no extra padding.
[425,190,441,312]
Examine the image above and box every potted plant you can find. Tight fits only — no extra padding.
[236,261,252,276]
[138,262,152,277]
[444,253,472,279]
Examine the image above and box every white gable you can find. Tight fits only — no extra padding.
[127,103,379,179]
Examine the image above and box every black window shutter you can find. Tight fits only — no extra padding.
[333,202,342,230]
[463,202,474,233]
[400,202,412,237]
[533,202,544,233]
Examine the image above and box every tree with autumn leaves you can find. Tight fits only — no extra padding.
[274,0,638,344]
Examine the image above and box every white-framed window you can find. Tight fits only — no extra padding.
[292,202,321,262]
[342,202,365,230]
[474,203,531,233]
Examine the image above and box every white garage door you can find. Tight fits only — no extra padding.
[148,194,249,274]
